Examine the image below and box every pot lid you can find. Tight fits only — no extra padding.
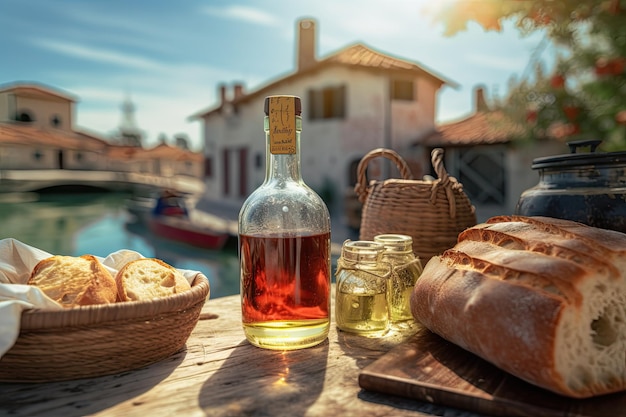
[532,139,626,169]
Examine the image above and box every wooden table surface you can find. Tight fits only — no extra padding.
[0,288,483,417]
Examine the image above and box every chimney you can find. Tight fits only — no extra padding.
[297,18,317,72]
[474,86,489,113]
[233,83,244,100]
[218,83,227,106]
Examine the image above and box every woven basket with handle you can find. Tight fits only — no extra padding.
[355,148,477,264]
[0,274,209,382]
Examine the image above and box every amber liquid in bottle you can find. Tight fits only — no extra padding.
[239,95,331,350]
[240,233,330,345]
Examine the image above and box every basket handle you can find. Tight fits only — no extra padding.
[431,148,450,185]
[430,148,463,218]
[354,148,414,203]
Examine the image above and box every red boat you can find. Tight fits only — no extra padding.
[143,190,237,250]
[149,214,230,250]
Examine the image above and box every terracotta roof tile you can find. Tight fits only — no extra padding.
[105,144,141,159]
[0,82,77,102]
[421,111,524,146]
[190,43,455,120]
[141,143,203,161]
[327,44,418,72]
[110,143,203,162]
[0,124,203,162]
[0,123,106,151]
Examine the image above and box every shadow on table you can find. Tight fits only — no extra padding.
[198,339,329,416]
[336,324,460,416]
[335,323,418,370]
[0,348,185,417]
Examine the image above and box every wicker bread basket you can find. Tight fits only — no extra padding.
[355,148,477,263]
[0,274,209,382]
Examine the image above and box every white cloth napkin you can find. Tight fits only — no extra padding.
[0,238,203,359]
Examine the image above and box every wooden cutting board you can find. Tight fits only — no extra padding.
[359,326,626,417]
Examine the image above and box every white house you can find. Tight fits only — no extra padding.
[191,18,454,215]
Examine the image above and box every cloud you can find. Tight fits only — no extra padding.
[62,7,164,39]
[200,5,279,26]
[29,38,164,71]
[62,65,265,150]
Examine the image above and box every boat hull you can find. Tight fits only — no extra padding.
[149,216,229,250]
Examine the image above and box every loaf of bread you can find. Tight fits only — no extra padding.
[410,215,626,398]
[116,258,191,302]
[28,254,118,307]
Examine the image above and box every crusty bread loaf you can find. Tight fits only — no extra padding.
[28,254,117,307]
[410,215,626,398]
[116,258,191,302]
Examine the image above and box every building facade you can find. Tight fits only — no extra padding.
[0,82,204,186]
[191,18,453,214]
[421,87,567,221]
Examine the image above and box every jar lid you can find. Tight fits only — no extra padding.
[532,139,626,170]
[373,234,413,252]
[341,240,384,263]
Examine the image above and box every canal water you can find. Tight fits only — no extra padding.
[0,191,241,299]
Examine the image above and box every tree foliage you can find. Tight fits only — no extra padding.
[430,0,626,150]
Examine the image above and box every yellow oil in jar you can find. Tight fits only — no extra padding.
[336,289,388,336]
[335,240,391,337]
[387,268,419,322]
[374,234,422,323]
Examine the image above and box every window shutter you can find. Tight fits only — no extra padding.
[335,85,346,118]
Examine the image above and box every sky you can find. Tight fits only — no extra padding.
[0,0,557,151]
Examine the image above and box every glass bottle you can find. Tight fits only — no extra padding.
[238,95,331,350]
[335,240,390,337]
[374,234,423,323]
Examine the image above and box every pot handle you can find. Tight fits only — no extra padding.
[568,139,602,154]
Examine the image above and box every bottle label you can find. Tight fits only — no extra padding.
[268,96,296,155]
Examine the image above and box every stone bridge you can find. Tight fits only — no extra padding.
[0,169,205,195]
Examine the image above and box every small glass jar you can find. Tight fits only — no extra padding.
[374,234,423,323]
[335,240,391,336]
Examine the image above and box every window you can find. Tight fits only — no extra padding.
[17,111,34,122]
[204,156,213,178]
[453,147,506,205]
[51,115,62,127]
[308,85,346,120]
[391,79,415,101]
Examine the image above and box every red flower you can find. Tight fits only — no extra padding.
[605,0,621,15]
[550,74,565,89]
[529,10,552,25]
[595,57,625,76]
[563,106,580,122]
[548,122,580,139]
[610,57,626,75]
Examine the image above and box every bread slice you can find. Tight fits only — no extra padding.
[116,258,191,302]
[411,216,626,398]
[28,254,117,307]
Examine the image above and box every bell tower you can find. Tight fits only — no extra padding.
[118,93,143,147]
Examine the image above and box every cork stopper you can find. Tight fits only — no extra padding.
[264,95,302,116]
